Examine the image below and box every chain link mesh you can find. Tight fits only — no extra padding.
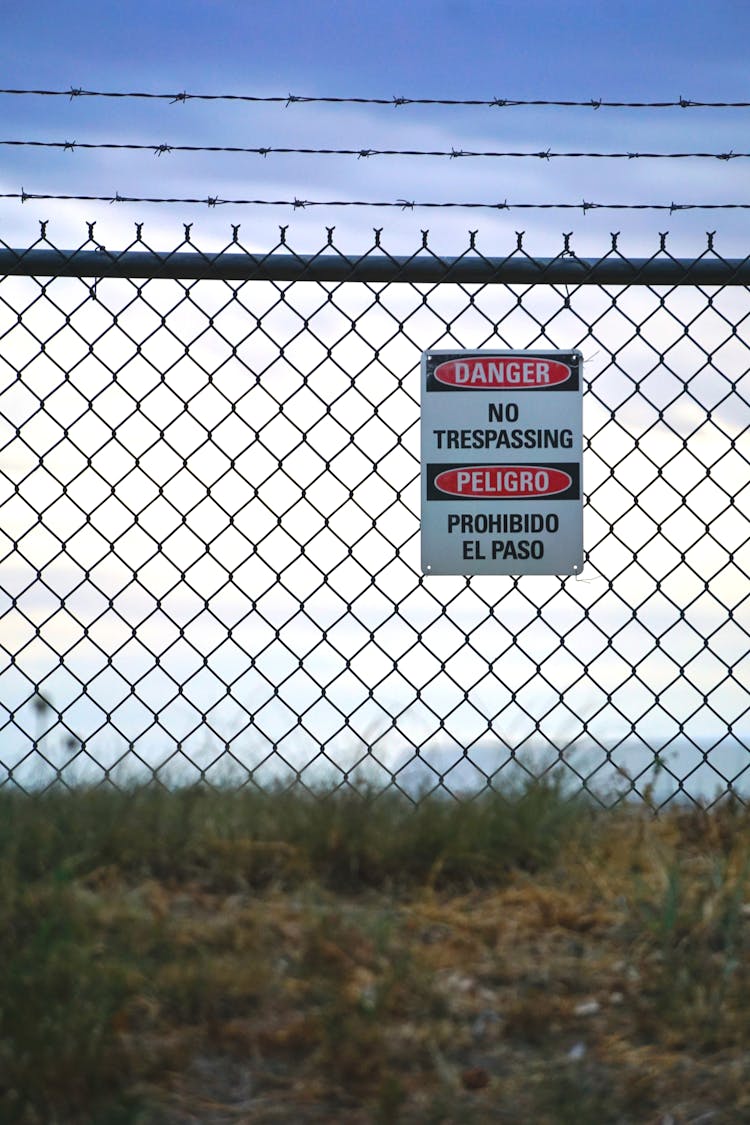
[1,229,748,807]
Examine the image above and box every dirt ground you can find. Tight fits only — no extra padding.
[5,788,750,1123]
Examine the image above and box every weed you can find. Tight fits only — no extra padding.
[626,849,750,1049]
[0,881,144,1123]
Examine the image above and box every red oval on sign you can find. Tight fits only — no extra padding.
[434,356,571,389]
[434,465,572,498]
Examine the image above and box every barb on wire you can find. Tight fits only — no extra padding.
[3,138,749,160]
[2,190,749,211]
[0,87,749,108]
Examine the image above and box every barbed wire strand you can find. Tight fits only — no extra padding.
[3,139,748,161]
[1,88,749,109]
[3,190,749,211]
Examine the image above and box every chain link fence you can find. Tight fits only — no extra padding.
[1,228,748,806]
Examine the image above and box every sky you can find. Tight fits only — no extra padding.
[1,1,749,801]
[0,0,749,255]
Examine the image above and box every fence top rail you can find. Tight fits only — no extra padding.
[1,247,750,286]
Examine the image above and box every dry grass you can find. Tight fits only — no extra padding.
[2,779,750,1122]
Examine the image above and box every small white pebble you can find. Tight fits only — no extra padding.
[609,991,624,1005]
[574,999,600,1016]
[567,1041,586,1061]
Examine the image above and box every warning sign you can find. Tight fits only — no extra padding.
[421,350,583,575]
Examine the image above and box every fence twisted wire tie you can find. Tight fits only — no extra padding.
[63,141,76,152]
[110,191,124,204]
[718,151,736,161]
[358,149,374,159]
[258,147,270,157]
[154,144,173,156]
[392,96,409,107]
[590,98,602,109]
[491,97,509,107]
[286,94,302,107]
[68,86,82,100]
[398,199,415,210]
[171,91,189,104]
[207,196,219,207]
[450,148,466,158]
[293,198,308,209]
[537,149,552,160]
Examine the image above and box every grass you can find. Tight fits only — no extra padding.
[0,772,589,890]
[2,777,750,1122]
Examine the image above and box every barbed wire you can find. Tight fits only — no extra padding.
[3,190,749,211]
[1,88,749,109]
[3,139,749,161]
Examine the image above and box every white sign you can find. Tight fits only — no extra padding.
[421,350,583,575]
